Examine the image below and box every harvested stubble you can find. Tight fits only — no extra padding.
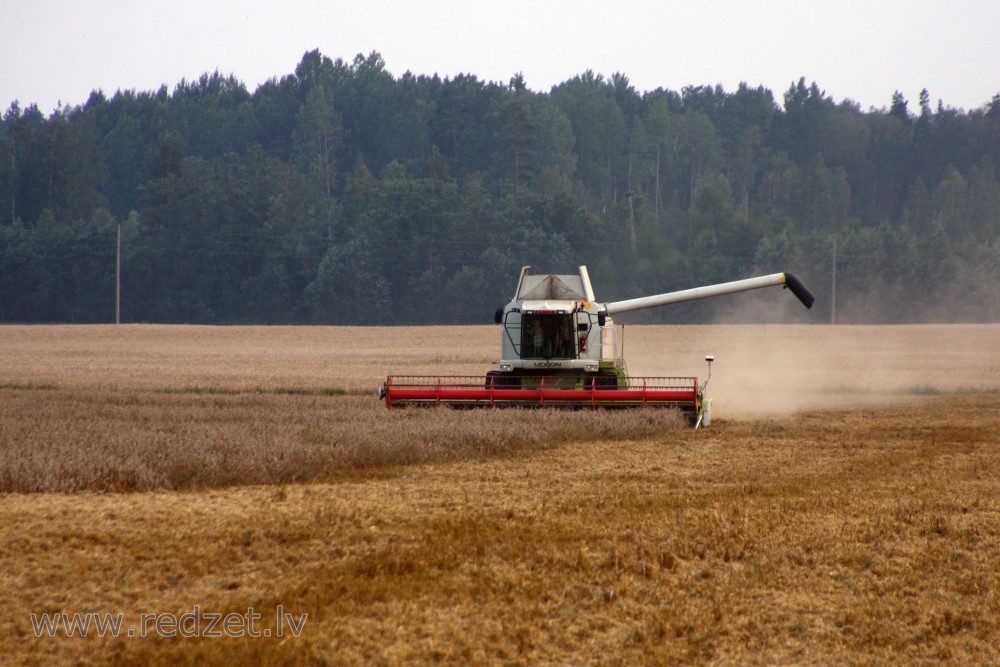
[0,388,686,492]
[1,394,999,665]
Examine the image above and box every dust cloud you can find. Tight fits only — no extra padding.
[622,324,1000,419]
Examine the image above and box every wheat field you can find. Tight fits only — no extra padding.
[1,324,999,665]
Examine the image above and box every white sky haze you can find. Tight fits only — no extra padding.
[3,0,998,115]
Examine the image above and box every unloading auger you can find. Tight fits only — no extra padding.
[380,266,814,427]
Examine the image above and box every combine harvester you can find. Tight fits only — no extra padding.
[380,266,814,427]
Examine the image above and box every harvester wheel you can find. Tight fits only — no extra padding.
[591,372,619,389]
[485,371,517,389]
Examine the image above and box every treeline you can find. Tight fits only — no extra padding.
[2,50,999,324]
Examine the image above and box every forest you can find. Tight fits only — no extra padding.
[2,50,999,324]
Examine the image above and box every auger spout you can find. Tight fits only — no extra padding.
[605,272,814,315]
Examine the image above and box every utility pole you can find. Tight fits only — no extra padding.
[115,223,121,325]
[625,191,636,253]
[830,235,837,325]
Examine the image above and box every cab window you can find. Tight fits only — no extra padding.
[521,314,575,359]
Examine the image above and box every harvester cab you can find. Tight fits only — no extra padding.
[492,265,622,384]
[381,265,814,427]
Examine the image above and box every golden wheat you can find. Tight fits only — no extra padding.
[2,323,997,407]
[0,389,686,492]
[1,324,999,665]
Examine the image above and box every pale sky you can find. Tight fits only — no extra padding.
[3,0,998,116]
